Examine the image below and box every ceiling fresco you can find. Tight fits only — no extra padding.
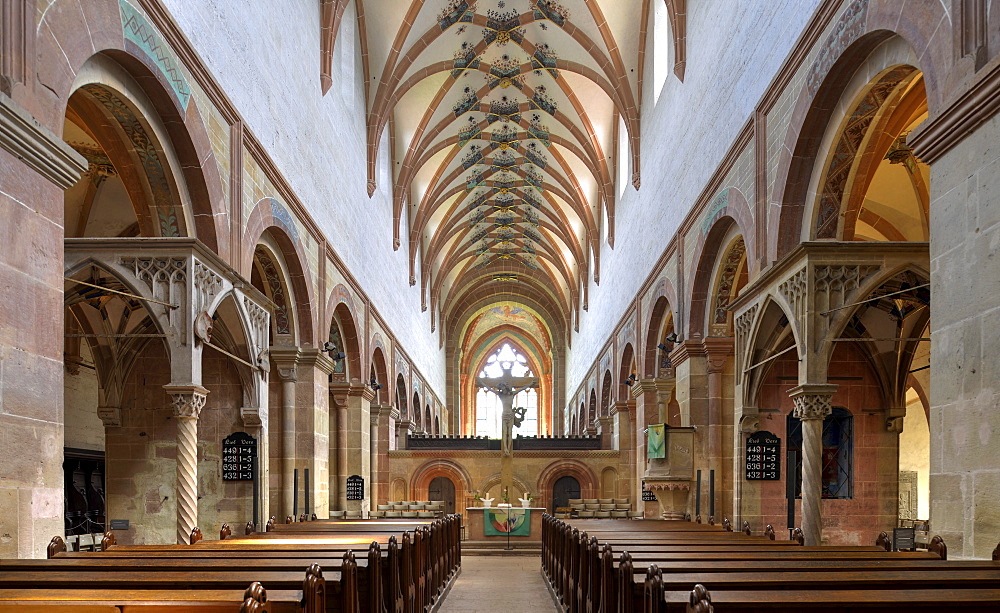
[320,0,682,340]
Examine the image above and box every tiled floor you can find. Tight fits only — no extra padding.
[437,555,560,612]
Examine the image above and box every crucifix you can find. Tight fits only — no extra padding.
[477,363,538,457]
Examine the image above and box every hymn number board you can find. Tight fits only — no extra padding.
[222,432,257,481]
[745,430,780,480]
[346,475,365,501]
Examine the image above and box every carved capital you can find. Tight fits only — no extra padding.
[886,416,904,433]
[165,385,209,419]
[738,410,760,434]
[97,407,122,428]
[787,384,837,420]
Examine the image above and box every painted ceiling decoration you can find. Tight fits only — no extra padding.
[320,0,686,339]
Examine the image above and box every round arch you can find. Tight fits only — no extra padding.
[688,213,750,339]
[244,202,317,346]
[536,459,599,510]
[326,291,363,382]
[410,459,473,502]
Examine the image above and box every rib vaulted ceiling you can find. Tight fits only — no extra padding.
[321,0,685,339]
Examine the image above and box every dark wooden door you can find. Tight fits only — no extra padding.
[428,477,456,515]
[552,475,581,512]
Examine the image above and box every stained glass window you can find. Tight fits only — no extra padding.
[475,343,538,438]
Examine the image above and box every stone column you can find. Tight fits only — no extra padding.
[165,385,208,545]
[788,384,837,546]
[273,355,298,518]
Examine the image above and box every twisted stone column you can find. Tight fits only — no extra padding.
[788,384,836,546]
[168,387,208,545]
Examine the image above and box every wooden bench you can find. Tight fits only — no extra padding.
[9,514,461,613]
[540,514,999,613]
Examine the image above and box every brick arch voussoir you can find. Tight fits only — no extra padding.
[244,200,317,346]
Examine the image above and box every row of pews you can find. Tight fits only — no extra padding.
[0,514,461,612]
[541,514,1000,612]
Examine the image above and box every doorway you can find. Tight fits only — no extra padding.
[552,475,581,512]
[428,476,456,515]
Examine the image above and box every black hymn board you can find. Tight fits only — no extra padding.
[346,474,365,500]
[641,482,657,502]
[222,432,256,481]
[745,430,780,480]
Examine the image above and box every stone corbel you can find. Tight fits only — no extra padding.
[97,407,122,428]
[240,406,263,429]
[885,406,906,433]
[738,410,760,434]
[330,381,375,408]
[703,337,734,373]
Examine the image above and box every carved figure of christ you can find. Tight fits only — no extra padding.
[476,364,538,456]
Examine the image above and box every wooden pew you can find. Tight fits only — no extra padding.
[33,514,461,613]
[540,514,999,613]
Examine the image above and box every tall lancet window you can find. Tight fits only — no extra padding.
[475,343,539,438]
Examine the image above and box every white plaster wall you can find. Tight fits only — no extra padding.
[157,0,445,394]
[567,0,821,390]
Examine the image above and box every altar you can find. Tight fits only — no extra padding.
[465,507,545,543]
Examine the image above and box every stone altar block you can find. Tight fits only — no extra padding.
[465,507,544,543]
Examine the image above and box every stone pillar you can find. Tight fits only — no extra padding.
[371,405,397,507]
[631,378,675,513]
[788,384,837,546]
[597,415,614,449]
[273,356,298,518]
[611,399,635,501]
[330,383,374,514]
[395,418,413,450]
[704,337,733,520]
[165,385,208,545]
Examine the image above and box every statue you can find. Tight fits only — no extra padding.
[477,364,538,456]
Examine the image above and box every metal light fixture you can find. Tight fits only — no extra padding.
[623,373,637,387]
[665,332,679,343]
[369,377,383,391]
[322,341,346,361]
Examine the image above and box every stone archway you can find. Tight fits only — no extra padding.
[428,476,457,515]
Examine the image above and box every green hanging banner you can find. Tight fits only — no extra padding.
[647,423,666,459]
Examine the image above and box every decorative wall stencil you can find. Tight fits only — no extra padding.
[254,248,291,335]
[82,85,181,238]
[814,67,915,238]
[459,117,482,146]
[487,54,525,90]
[487,96,521,124]
[530,86,558,116]
[118,0,190,112]
[702,189,730,235]
[531,44,559,78]
[483,7,524,46]
[452,42,481,78]
[267,198,300,243]
[806,0,869,97]
[712,237,746,329]
[533,0,570,26]
[453,87,480,117]
[439,0,474,30]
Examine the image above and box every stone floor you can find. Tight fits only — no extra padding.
[437,554,560,612]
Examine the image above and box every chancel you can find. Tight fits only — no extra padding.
[2,0,1000,610]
